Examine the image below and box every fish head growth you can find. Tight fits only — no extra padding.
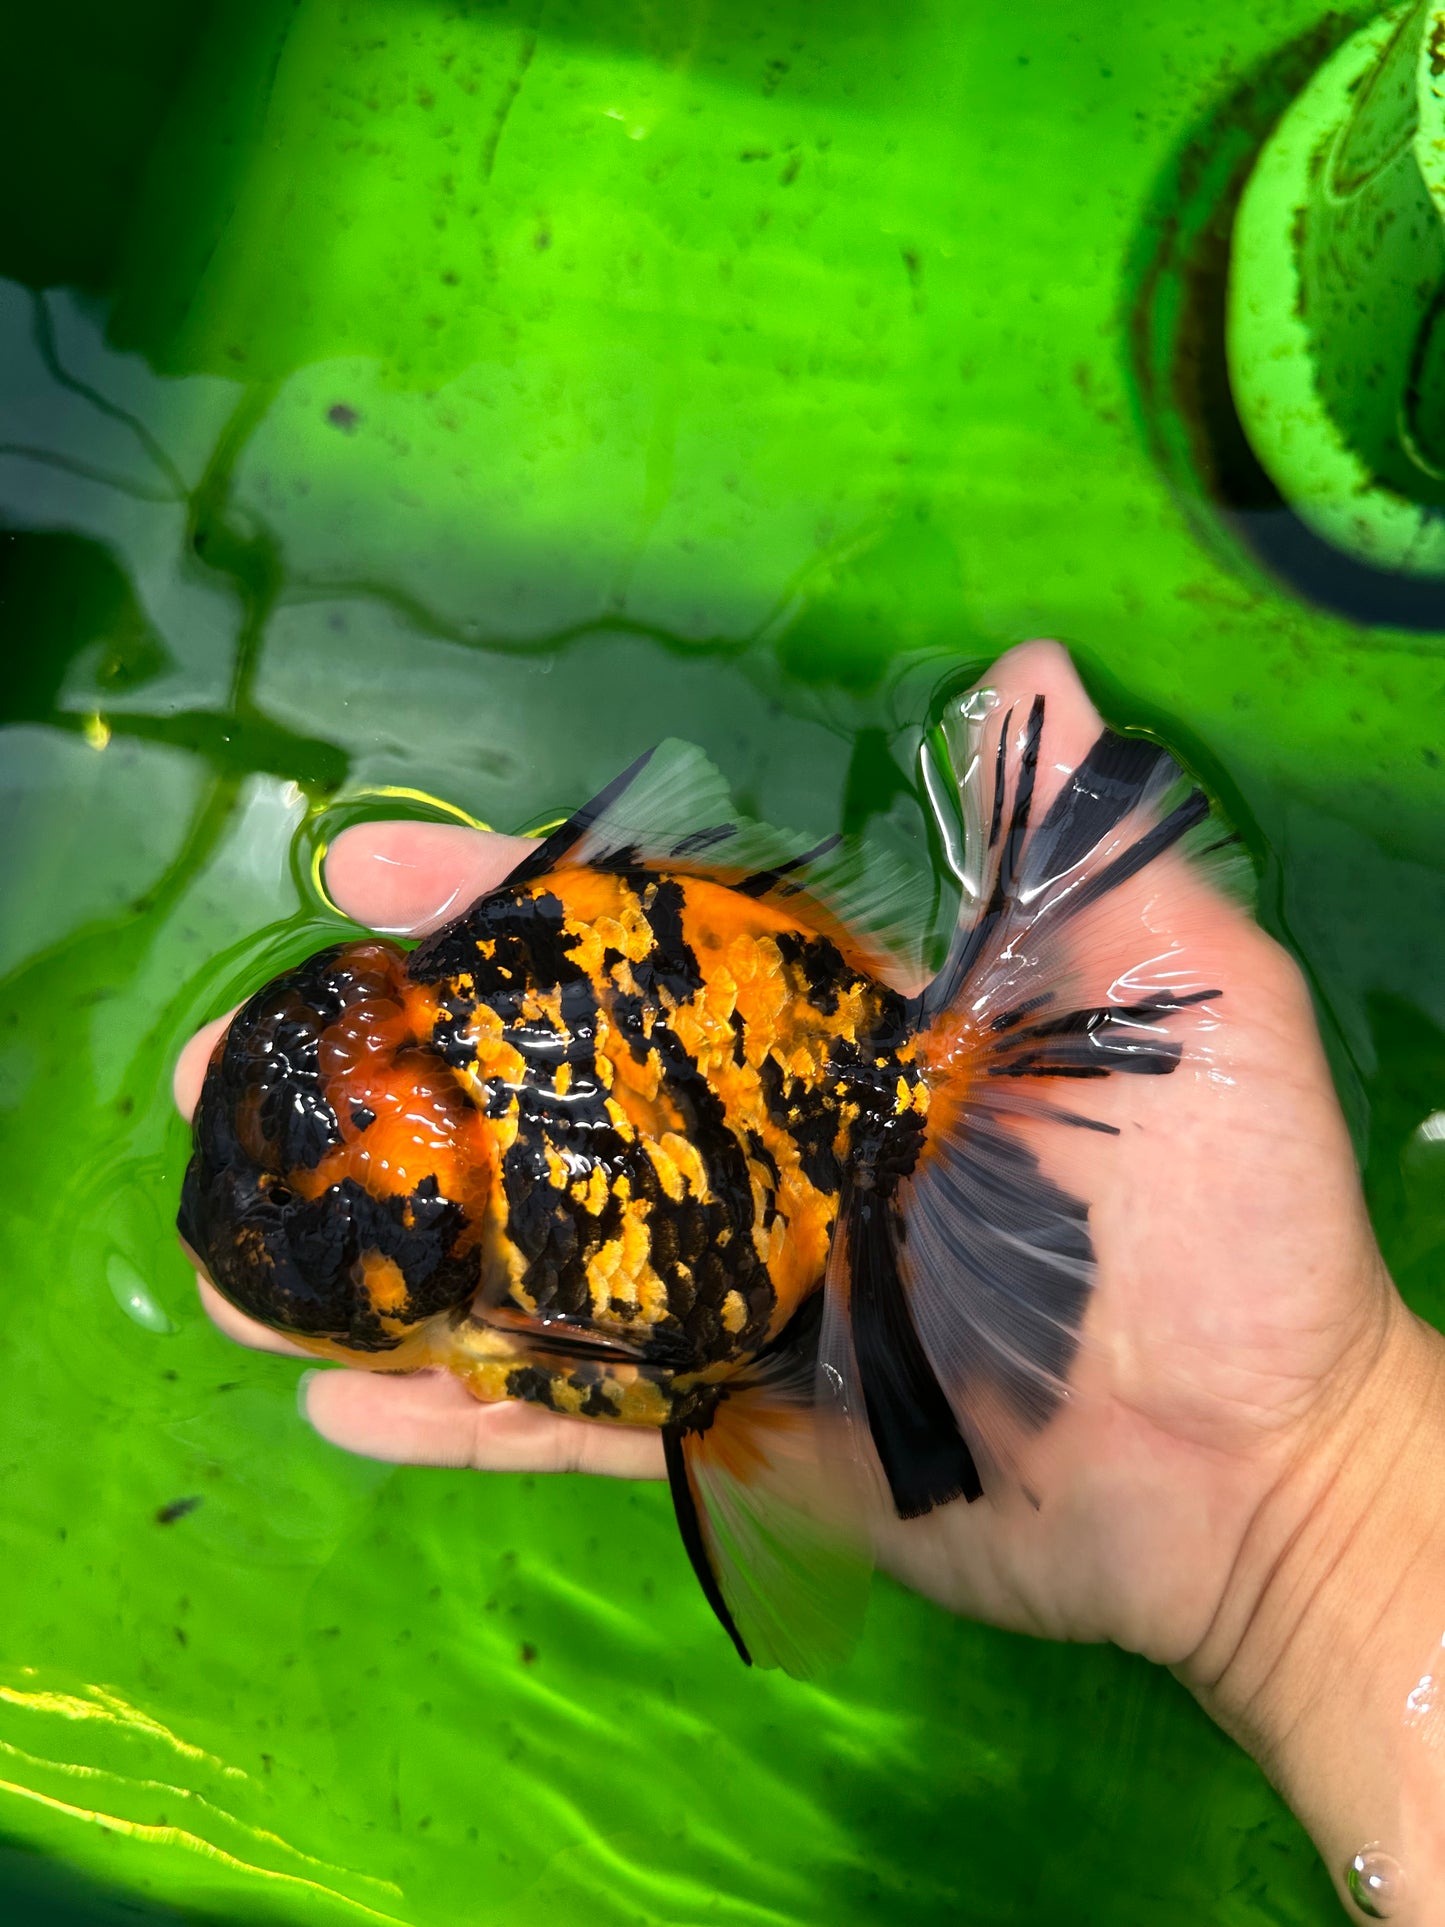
[179,938,497,1363]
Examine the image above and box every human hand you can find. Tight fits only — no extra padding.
[174,643,1445,1914]
[170,638,1383,1645]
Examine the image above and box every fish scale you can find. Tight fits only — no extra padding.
[409,866,926,1374]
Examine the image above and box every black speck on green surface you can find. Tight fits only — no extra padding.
[154,1497,203,1526]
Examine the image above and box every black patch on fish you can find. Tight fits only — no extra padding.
[412,887,675,1330]
[669,824,737,859]
[179,942,484,1350]
[744,1130,781,1187]
[897,1118,1093,1432]
[184,1160,479,1351]
[501,746,658,887]
[1031,1103,1122,1136]
[418,872,782,1364]
[412,887,595,1062]
[646,1013,777,1355]
[996,695,1044,903]
[920,703,1188,1025]
[729,1007,747,1065]
[759,1049,843,1195]
[505,1364,558,1409]
[773,927,845,1016]
[989,993,1056,1033]
[622,871,706,1005]
[1066,788,1212,917]
[496,1054,619,1320]
[217,945,351,1174]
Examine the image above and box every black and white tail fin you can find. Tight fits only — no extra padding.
[825,671,1249,1512]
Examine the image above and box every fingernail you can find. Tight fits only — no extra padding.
[325,823,475,933]
[297,1369,321,1422]
[363,853,467,932]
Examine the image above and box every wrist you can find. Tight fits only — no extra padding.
[1181,1282,1445,1918]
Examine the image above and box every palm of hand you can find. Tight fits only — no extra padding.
[174,644,1389,1670]
[880,881,1385,1665]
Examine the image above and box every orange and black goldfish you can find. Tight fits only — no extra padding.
[179,682,1236,1675]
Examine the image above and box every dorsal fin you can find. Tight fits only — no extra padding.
[500,738,936,984]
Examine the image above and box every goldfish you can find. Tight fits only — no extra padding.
[179,676,1237,1675]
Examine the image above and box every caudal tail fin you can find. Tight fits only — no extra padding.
[825,662,1247,1513]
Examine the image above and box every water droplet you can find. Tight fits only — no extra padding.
[959,687,998,721]
[107,1255,176,1335]
[1346,1847,1405,1918]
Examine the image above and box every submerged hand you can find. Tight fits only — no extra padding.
[173,642,1445,1916]
[170,640,1378,1640]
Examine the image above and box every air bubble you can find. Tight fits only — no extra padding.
[1346,1847,1405,1919]
[107,1255,176,1335]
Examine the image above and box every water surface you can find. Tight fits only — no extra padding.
[2,2,1443,1921]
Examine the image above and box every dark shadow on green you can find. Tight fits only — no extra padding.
[344,0,927,101]
[1124,7,1445,635]
[0,528,347,790]
[0,530,172,725]
[0,1,210,296]
[0,1832,248,1926]
[776,503,971,695]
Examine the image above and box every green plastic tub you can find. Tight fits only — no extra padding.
[2,2,1442,1922]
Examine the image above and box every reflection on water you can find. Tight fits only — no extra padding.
[2,0,1443,1920]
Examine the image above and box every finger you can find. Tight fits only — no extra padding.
[173,822,534,1115]
[196,1274,314,1359]
[324,821,536,936]
[984,637,1248,932]
[979,638,1109,811]
[302,1367,667,1480]
[172,1009,237,1121]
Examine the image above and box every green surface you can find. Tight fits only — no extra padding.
[1,2,1443,1923]
[1229,0,1445,576]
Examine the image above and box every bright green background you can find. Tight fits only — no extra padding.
[2,1,1443,1922]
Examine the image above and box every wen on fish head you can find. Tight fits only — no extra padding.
[178,938,494,1361]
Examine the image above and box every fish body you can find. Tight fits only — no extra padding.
[189,869,926,1414]
[181,691,1240,1673]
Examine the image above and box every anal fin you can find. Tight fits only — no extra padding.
[661,1300,871,1678]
